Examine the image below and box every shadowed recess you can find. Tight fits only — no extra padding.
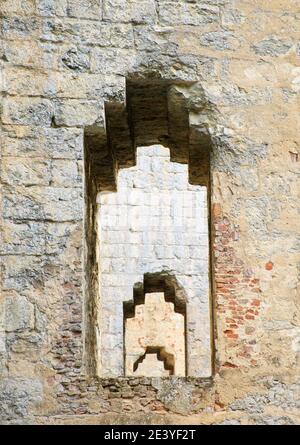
[133,347,175,375]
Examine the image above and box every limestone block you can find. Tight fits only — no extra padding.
[91,48,136,76]
[103,0,157,24]
[3,40,57,70]
[0,378,43,421]
[2,97,53,126]
[154,246,174,260]
[174,246,189,259]
[1,222,46,255]
[42,187,83,221]
[154,378,193,415]
[66,0,101,19]
[45,222,77,255]
[2,17,40,40]
[3,67,55,97]
[0,0,35,16]
[133,26,178,55]
[159,3,215,26]
[53,73,125,100]
[54,99,105,127]
[252,37,293,56]
[5,296,35,332]
[3,186,83,222]
[50,160,79,187]
[1,255,45,292]
[60,46,90,72]
[36,0,67,17]
[41,19,107,44]
[42,20,134,48]
[3,187,45,221]
[201,30,238,51]
[1,157,51,186]
[1,127,83,160]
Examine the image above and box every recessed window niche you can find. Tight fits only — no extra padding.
[98,145,210,377]
[83,78,213,378]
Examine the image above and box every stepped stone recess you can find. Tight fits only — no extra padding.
[0,0,299,426]
[98,145,210,377]
[125,292,185,377]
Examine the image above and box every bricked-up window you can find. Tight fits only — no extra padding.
[84,78,213,378]
[98,145,211,377]
[125,292,185,377]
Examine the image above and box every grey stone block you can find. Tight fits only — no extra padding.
[5,296,35,332]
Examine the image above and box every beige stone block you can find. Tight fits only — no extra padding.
[0,0,35,15]
[1,157,50,186]
[125,293,185,377]
[67,0,102,19]
[2,97,54,126]
[3,67,54,97]
[54,99,105,127]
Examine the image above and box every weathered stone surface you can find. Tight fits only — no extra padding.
[54,99,105,127]
[199,30,240,51]
[67,0,102,20]
[61,46,90,72]
[153,378,193,415]
[41,19,134,48]
[230,379,300,414]
[2,17,41,40]
[1,222,46,255]
[252,37,293,57]
[2,186,83,222]
[0,378,43,422]
[0,0,36,16]
[157,2,220,26]
[36,0,67,17]
[0,0,299,427]
[2,98,54,126]
[1,127,83,159]
[1,157,51,186]
[103,0,157,24]
[90,47,136,75]
[4,296,35,332]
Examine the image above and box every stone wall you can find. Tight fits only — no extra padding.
[0,0,299,425]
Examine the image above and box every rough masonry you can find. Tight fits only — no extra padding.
[0,0,299,425]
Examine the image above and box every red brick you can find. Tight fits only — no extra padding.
[227,334,239,339]
[251,299,260,306]
[212,203,221,218]
[265,261,273,271]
